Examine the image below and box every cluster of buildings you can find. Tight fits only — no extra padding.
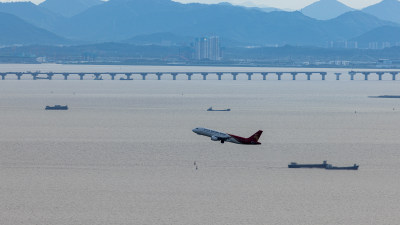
[367,42,400,49]
[193,36,222,61]
[328,41,400,49]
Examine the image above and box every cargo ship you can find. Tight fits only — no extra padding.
[288,161,328,168]
[45,105,68,110]
[207,107,231,112]
[325,164,359,170]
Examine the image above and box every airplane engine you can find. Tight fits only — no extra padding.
[211,136,219,141]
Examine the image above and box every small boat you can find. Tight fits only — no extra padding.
[288,161,328,168]
[120,77,133,80]
[207,107,231,112]
[45,105,68,110]
[325,164,359,170]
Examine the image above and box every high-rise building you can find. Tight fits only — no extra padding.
[194,36,221,61]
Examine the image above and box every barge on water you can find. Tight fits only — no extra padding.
[369,95,400,98]
[288,161,328,168]
[326,164,359,170]
[288,161,359,170]
[45,105,68,110]
[207,107,231,112]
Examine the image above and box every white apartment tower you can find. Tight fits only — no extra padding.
[194,36,221,60]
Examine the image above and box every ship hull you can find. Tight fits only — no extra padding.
[326,166,359,170]
[288,164,327,168]
[45,106,68,110]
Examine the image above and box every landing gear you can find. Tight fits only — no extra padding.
[221,140,225,144]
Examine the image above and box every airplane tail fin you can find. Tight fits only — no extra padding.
[248,130,263,142]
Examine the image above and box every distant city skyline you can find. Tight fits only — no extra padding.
[0,0,388,9]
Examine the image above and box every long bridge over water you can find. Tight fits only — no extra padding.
[1,71,400,81]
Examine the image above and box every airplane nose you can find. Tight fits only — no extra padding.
[192,128,197,133]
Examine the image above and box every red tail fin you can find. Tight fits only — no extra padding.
[249,130,263,142]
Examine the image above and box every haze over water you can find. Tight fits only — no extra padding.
[1,65,400,225]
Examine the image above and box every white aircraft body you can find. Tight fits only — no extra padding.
[192,127,263,145]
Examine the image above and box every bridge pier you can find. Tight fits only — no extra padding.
[63,74,68,80]
[1,73,6,80]
[171,73,178,80]
[291,72,298,80]
[320,72,327,81]
[362,72,370,81]
[349,71,356,81]
[231,72,238,80]
[390,72,398,81]
[246,73,253,80]
[276,72,283,80]
[335,73,342,81]
[16,73,23,80]
[47,73,54,80]
[32,73,38,80]
[126,74,132,80]
[156,73,163,80]
[94,73,102,80]
[201,73,208,80]
[110,73,116,80]
[261,73,268,80]
[140,73,148,80]
[79,73,85,80]
[375,72,384,80]
[186,73,193,80]
[306,72,312,81]
[216,73,223,80]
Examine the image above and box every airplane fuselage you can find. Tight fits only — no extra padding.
[192,127,262,145]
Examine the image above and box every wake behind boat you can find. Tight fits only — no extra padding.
[207,107,231,112]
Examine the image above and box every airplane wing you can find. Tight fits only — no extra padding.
[211,135,230,143]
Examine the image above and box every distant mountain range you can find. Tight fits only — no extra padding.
[323,11,398,41]
[39,0,104,17]
[0,12,66,45]
[301,0,400,23]
[351,26,400,48]
[123,32,193,46]
[0,0,399,48]
[57,0,322,43]
[0,2,64,31]
[52,0,397,46]
[301,0,354,20]
[362,0,400,24]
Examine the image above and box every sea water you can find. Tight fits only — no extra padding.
[1,65,400,225]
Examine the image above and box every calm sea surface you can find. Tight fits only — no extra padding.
[1,65,400,225]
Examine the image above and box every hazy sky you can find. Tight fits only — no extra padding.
[0,0,385,10]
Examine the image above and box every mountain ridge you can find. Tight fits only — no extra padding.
[55,0,395,46]
[301,0,355,20]
[0,2,64,31]
[0,0,398,47]
[0,12,67,45]
[351,26,400,48]
[39,0,104,17]
[362,0,400,24]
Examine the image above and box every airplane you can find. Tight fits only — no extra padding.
[192,127,263,145]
